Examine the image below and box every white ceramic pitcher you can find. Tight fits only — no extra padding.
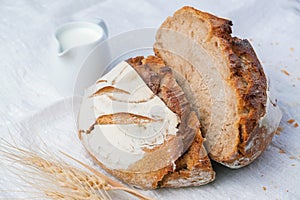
[49,19,108,96]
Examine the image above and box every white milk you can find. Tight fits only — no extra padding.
[58,27,102,51]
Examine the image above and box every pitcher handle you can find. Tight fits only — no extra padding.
[97,18,108,39]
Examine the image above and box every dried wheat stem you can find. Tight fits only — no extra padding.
[0,141,154,200]
[1,144,110,200]
[62,152,155,200]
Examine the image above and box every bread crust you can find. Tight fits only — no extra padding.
[154,6,277,167]
[223,37,268,166]
[159,130,215,187]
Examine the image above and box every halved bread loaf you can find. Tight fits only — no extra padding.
[154,6,282,168]
[79,56,215,189]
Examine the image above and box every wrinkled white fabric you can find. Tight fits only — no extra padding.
[0,0,299,199]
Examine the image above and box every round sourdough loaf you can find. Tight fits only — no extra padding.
[154,6,282,168]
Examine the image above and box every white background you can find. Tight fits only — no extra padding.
[0,0,299,199]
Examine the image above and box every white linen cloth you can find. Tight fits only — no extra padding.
[0,0,299,199]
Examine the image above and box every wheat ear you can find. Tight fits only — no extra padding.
[61,152,155,200]
[0,140,154,200]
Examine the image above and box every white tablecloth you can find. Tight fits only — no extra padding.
[0,0,299,199]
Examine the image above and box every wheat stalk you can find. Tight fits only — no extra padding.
[0,140,154,200]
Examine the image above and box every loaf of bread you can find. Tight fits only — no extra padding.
[154,6,282,168]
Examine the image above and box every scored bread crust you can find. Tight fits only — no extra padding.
[82,56,215,189]
[154,6,279,168]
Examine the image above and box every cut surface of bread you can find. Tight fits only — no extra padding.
[154,6,282,168]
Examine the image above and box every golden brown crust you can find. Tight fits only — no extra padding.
[154,6,269,167]
[219,38,272,167]
[159,130,215,187]
[229,38,268,159]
